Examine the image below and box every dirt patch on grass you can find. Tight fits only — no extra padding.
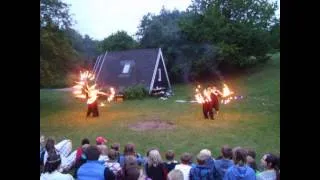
[129,119,176,131]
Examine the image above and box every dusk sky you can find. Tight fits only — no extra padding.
[63,0,280,40]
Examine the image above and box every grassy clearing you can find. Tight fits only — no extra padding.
[40,53,279,160]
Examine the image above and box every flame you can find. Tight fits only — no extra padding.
[72,71,115,105]
[195,85,204,104]
[221,83,235,104]
[203,89,212,102]
[222,83,234,97]
[194,83,239,105]
[107,87,115,102]
[194,85,212,104]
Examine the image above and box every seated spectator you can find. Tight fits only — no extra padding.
[96,136,108,152]
[77,145,115,180]
[174,153,193,180]
[168,169,184,180]
[246,148,259,174]
[43,137,58,165]
[189,153,214,180]
[199,149,216,175]
[145,147,159,161]
[257,153,280,180]
[119,143,144,167]
[74,143,90,178]
[111,143,121,162]
[246,149,256,159]
[165,150,179,172]
[223,147,255,180]
[145,149,167,180]
[98,144,109,163]
[43,137,77,172]
[106,149,123,179]
[247,157,259,176]
[124,155,141,180]
[96,136,108,145]
[40,134,46,165]
[111,143,120,151]
[40,152,74,180]
[75,138,90,167]
[143,147,160,173]
[214,145,234,180]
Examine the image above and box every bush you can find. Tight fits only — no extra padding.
[123,84,148,100]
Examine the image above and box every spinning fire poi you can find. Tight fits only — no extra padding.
[195,83,242,120]
[73,71,115,117]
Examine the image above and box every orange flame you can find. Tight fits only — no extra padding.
[195,85,203,104]
[73,71,115,105]
[222,83,234,98]
[195,83,235,104]
[195,85,212,104]
[107,87,115,102]
[221,83,234,104]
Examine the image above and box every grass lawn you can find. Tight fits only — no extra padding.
[40,53,280,160]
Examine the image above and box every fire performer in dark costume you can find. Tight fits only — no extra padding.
[73,71,115,118]
[203,86,223,120]
[210,86,223,119]
[203,100,213,120]
[86,97,99,117]
[202,87,214,120]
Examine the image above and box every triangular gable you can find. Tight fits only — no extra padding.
[149,48,172,94]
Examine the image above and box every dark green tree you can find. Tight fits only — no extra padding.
[180,0,279,68]
[99,31,138,52]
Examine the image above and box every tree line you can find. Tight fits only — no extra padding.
[40,0,279,88]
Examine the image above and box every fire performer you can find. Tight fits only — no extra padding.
[203,100,213,119]
[202,86,223,120]
[209,86,223,119]
[86,98,99,117]
[202,87,213,120]
[196,83,236,120]
[73,71,115,118]
[81,82,99,117]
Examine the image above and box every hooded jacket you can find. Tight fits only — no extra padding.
[223,165,256,180]
[77,160,105,180]
[214,159,234,180]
